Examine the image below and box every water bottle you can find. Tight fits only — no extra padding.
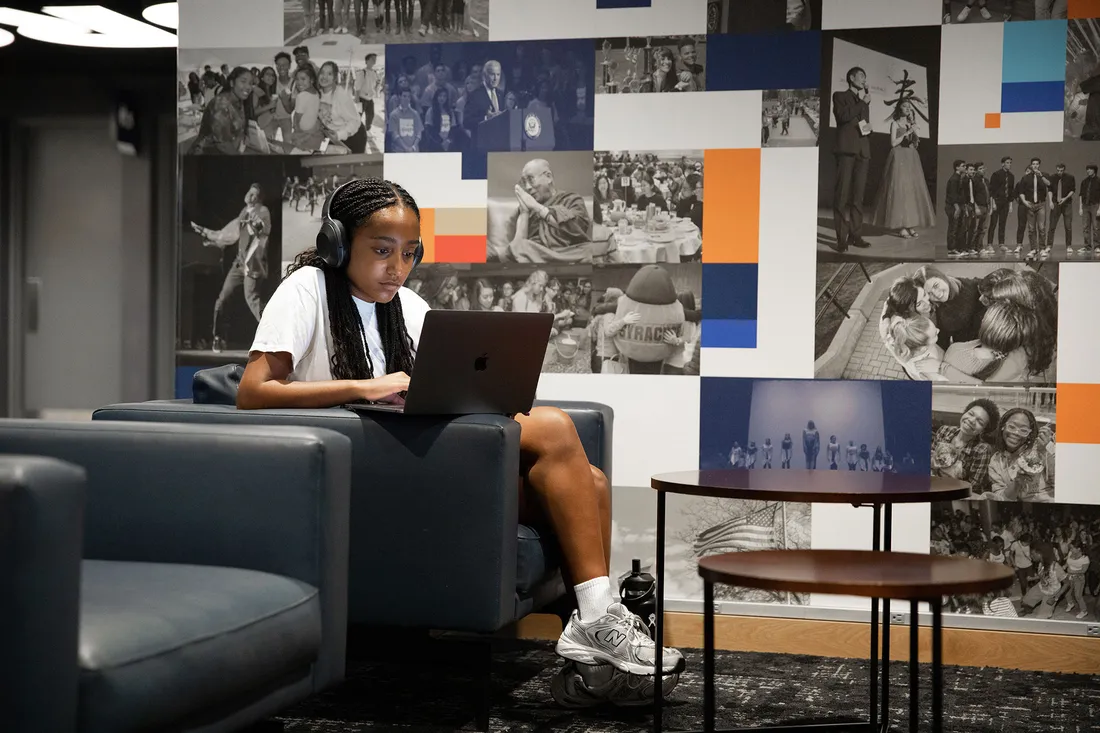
[619,558,657,640]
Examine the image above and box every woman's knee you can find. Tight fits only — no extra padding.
[521,406,580,453]
[590,465,611,510]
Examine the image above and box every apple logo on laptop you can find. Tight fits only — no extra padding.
[474,353,489,372]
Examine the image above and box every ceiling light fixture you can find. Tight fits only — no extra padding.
[0,3,177,48]
[141,1,176,30]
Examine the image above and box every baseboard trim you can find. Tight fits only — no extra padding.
[508,612,1100,675]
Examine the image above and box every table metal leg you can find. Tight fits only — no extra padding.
[704,578,716,733]
[931,598,943,733]
[869,505,881,733]
[908,600,918,733]
[881,504,893,732]
[654,490,667,733]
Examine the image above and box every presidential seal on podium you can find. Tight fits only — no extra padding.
[524,112,542,140]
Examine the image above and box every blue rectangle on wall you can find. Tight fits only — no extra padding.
[1000,81,1065,113]
[597,0,652,7]
[701,319,758,348]
[707,32,821,92]
[702,263,758,320]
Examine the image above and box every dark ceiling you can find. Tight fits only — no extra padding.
[2,0,174,74]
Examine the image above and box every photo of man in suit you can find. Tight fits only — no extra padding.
[831,66,872,253]
[462,59,503,139]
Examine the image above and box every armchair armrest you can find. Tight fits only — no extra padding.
[0,420,352,689]
[94,404,523,632]
[0,456,85,733]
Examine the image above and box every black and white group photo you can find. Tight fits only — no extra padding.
[611,488,812,606]
[934,142,1100,261]
[280,154,383,270]
[594,36,706,94]
[179,157,285,356]
[283,0,488,44]
[814,262,1058,384]
[384,40,595,156]
[699,377,932,474]
[1066,19,1100,142]
[487,151,596,263]
[761,89,820,148]
[930,502,1100,622]
[942,0,1069,23]
[706,0,823,33]
[818,28,941,262]
[178,45,386,156]
[594,150,704,264]
[406,261,702,375]
[932,384,1056,502]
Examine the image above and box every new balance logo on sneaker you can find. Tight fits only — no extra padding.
[596,628,627,648]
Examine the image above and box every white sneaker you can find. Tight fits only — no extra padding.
[550,661,679,708]
[1077,610,1088,619]
[556,602,685,676]
[980,7,992,19]
[958,6,971,21]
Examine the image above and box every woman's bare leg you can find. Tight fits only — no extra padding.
[515,406,607,584]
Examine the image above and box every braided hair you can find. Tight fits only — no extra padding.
[286,177,420,381]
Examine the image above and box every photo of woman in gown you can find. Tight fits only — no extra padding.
[872,99,936,240]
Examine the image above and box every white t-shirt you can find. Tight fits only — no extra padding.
[249,265,431,381]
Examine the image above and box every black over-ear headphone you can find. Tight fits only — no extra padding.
[316,178,425,271]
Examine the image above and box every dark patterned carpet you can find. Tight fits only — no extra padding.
[277,639,1098,732]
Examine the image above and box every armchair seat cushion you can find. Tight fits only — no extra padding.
[78,560,322,733]
[515,524,561,596]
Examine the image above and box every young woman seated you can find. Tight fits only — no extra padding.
[236,177,684,690]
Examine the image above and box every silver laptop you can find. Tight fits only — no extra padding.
[345,310,554,416]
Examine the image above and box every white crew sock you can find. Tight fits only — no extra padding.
[574,576,616,622]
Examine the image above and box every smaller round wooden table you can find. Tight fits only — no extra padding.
[697,550,1014,733]
[649,470,970,733]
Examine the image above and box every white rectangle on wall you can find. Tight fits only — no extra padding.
[1053,444,1100,506]
[1055,264,1100,384]
[179,0,284,49]
[822,0,942,29]
[702,146,817,379]
[489,0,707,41]
[536,374,701,489]
[383,153,489,209]
[594,91,763,151]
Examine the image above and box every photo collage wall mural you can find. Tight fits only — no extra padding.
[176,0,1100,630]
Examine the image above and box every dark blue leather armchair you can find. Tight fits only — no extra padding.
[94,366,614,633]
[0,420,352,733]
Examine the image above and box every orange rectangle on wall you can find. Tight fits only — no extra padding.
[419,208,436,263]
[1069,0,1100,19]
[1055,383,1100,444]
[435,235,488,263]
[702,149,759,264]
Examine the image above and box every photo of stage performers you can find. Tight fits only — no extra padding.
[1068,19,1100,142]
[931,502,1100,622]
[761,90,820,148]
[594,151,704,264]
[707,0,822,33]
[180,157,284,357]
[699,378,931,474]
[487,151,596,263]
[818,27,941,262]
[283,0,488,44]
[594,36,706,94]
[814,261,1058,384]
[384,40,594,156]
[943,0,1069,24]
[934,142,1100,261]
[280,154,383,271]
[178,45,385,155]
[931,384,1056,502]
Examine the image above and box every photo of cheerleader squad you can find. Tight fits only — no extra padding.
[931,502,1100,622]
[931,385,1055,502]
[178,46,385,155]
[407,263,701,375]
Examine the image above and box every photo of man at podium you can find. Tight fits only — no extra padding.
[383,40,594,155]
